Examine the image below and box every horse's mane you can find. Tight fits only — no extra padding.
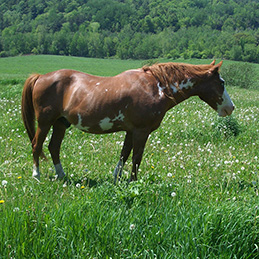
[142,62,213,91]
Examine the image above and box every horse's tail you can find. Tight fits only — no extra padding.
[21,74,46,159]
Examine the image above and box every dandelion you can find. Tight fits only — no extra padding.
[167,173,172,177]
[17,176,22,179]
[151,165,154,169]
[0,200,4,204]
[2,180,7,186]
[171,192,176,197]
[81,186,85,189]
[129,224,135,230]
[76,183,81,188]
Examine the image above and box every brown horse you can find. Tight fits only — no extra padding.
[21,60,234,182]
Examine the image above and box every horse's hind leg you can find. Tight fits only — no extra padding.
[48,119,67,179]
[114,132,133,183]
[130,129,150,181]
[32,124,51,180]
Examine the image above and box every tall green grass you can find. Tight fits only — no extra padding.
[0,56,258,258]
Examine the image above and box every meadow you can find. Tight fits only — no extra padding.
[0,55,258,258]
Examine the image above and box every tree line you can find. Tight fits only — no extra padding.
[0,0,258,62]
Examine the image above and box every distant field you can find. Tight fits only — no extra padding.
[0,56,258,258]
[1,54,258,79]
[0,55,144,79]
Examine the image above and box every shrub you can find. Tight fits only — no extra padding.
[0,51,8,57]
[220,63,256,89]
[213,116,241,138]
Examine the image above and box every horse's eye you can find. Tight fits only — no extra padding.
[219,76,225,87]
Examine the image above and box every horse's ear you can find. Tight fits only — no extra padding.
[210,60,216,66]
[208,61,223,75]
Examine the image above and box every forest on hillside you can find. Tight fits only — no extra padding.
[0,0,258,62]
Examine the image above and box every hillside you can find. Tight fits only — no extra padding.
[0,55,258,258]
[0,0,258,62]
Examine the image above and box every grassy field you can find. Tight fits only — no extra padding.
[0,55,258,258]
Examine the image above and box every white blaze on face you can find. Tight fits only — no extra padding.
[217,87,235,117]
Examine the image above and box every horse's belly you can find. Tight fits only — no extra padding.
[69,110,130,134]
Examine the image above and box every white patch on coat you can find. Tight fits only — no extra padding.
[170,83,178,93]
[179,79,194,90]
[75,114,90,131]
[113,110,125,122]
[217,87,234,117]
[157,83,165,97]
[99,117,113,130]
[77,114,82,127]
[99,111,125,131]
[96,82,100,86]
[170,79,194,93]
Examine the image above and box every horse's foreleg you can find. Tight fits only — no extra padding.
[48,120,67,179]
[114,132,133,183]
[32,124,51,180]
[130,129,150,182]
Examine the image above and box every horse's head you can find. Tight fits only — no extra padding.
[198,61,234,117]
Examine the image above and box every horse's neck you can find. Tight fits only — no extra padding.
[166,77,198,109]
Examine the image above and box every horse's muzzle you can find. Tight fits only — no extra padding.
[218,104,235,117]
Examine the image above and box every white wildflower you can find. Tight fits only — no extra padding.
[129,224,135,230]
[171,192,176,197]
[2,180,7,186]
